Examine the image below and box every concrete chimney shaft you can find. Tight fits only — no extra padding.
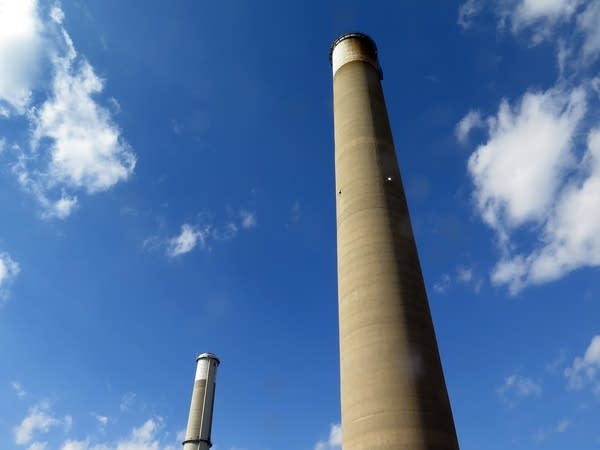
[331,33,460,449]
[182,353,219,450]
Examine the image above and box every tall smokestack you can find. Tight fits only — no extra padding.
[330,33,460,450]
[182,353,220,450]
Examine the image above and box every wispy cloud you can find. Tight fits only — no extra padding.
[577,1,600,62]
[90,413,109,427]
[498,0,600,65]
[289,201,302,224]
[455,110,484,144]
[11,381,27,398]
[546,349,569,374]
[505,0,581,36]
[432,265,483,294]
[497,374,542,405]
[156,208,258,258]
[119,392,136,412]
[533,418,570,442]
[433,273,451,294]
[26,442,48,450]
[458,0,482,29]
[314,423,342,450]
[14,402,71,445]
[239,209,257,229]
[0,251,20,303]
[167,224,210,257]
[565,334,600,394]
[556,419,570,433]
[170,118,182,135]
[458,0,585,44]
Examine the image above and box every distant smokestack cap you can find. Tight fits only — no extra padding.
[196,353,220,365]
[329,32,382,78]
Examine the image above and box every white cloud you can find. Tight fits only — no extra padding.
[0,0,43,113]
[497,374,542,403]
[27,442,48,450]
[61,440,90,450]
[0,251,20,302]
[314,423,342,450]
[510,0,582,30]
[57,419,168,450]
[115,419,160,450]
[60,420,164,450]
[46,194,78,219]
[14,402,70,445]
[458,0,482,29]
[328,424,342,447]
[11,381,27,398]
[15,405,175,450]
[239,210,257,229]
[455,110,484,144]
[167,224,209,257]
[565,335,600,394]
[1,1,134,219]
[30,39,136,194]
[461,81,600,293]
[491,126,600,292]
[468,87,585,235]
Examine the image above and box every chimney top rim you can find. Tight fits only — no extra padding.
[329,32,378,64]
[196,352,220,364]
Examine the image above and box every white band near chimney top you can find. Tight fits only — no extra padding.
[195,359,210,381]
[331,37,379,77]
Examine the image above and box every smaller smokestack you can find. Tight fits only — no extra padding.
[182,353,220,450]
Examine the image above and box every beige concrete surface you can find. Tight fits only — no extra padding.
[332,33,459,450]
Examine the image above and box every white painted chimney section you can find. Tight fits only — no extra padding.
[182,353,220,450]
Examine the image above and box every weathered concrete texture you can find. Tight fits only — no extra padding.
[183,354,219,450]
[332,34,459,450]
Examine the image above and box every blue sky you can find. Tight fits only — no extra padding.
[1,0,600,449]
